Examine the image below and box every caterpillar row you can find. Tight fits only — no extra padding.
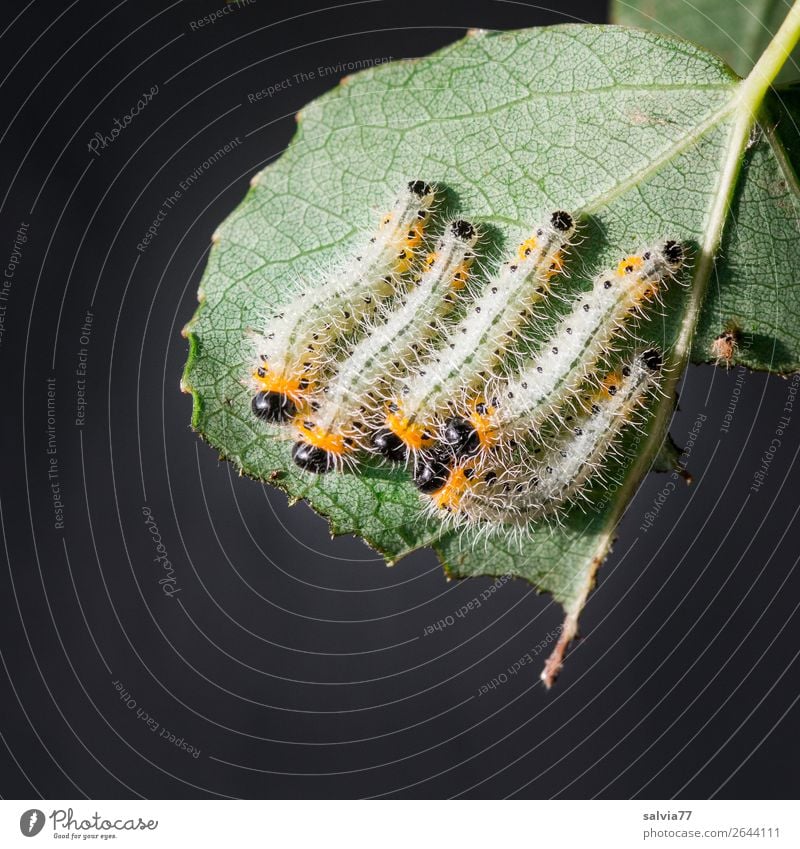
[246,181,684,529]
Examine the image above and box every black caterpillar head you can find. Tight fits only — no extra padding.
[372,428,408,463]
[291,441,334,474]
[252,391,297,424]
[450,219,476,241]
[413,455,450,494]
[641,349,663,373]
[662,240,684,269]
[550,210,574,234]
[443,417,480,459]
[408,180,433,199]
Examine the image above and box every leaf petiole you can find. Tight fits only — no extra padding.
[740,0,800,110]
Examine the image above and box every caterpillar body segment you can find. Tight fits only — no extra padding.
[442,240,684,463]
[249,180,436,424]
[291,219,480,473]
[423,349,664,528]
[375,210,577,462]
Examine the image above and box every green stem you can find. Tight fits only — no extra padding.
[685,0,800,365]
[543,0,800,687]
[739,0,800,109]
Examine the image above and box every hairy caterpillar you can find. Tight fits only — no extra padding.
[436,241,683,470]
[425,349,664,528]
[249,180,435,424]
[291,219,480,473]
[372,210,576,462]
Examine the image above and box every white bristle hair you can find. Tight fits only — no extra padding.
[441,240,684,464]
[424,348,665,534]
[247,180,437,423]
[376,209,577,461]
[290,217,481,472]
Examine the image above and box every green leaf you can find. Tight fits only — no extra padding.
[182,20,800,684]
[612,0,800,83]
[692,83,800,371]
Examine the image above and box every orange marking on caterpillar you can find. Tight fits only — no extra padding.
[617,254,643,276]
[294,420,350,456]
[546,250,564,279]
[598,370,623,400]
[450,259,472,290]
[252,367,307,403]
[432,466,471,511]
[517,235,539,262]
[386,410,435,451]
[468,400,499,450]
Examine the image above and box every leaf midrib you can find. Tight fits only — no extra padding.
[557,12,800,650]
[281,74,749,562]
[381,88,747,563]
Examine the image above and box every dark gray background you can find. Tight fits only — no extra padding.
[0,0,798,799]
